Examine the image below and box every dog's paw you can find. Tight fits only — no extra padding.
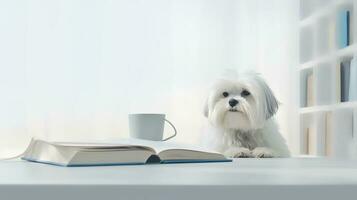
[252,147,274,158]
[224,147,253,158]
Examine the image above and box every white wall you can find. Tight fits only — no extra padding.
[0,0,298,156]
[232,0,299,152]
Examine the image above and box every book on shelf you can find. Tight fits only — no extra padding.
[303,127,309,154]
[306,72,314,107]
[325,112,332,157]
[326,109,353,158]
[21,138,230,167]
[340,60,351,102]
[352,109,357,157]
[315,65,333,105]
[307,127,317,155]
[335,63,342,102]
[349,56,357,101]
[328,17,336,50]
[337,10,350,49]
[314,112,327,156]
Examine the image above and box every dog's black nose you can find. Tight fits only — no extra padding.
[229,99,239,107]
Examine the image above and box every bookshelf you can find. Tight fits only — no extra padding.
[299,0,357,158]
[300,101,357,114]
[300,43,357,70]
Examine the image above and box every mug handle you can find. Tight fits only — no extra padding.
[162,119,177,141]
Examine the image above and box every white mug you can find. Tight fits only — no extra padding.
[128,113,177,141]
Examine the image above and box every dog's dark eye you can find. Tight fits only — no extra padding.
[241,90,250,96]
[222,92,229,97]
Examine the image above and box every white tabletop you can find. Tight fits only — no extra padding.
[1,158,357,200]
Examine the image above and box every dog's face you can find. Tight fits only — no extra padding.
[204,74,278,131]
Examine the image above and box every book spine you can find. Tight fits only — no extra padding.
[325,112,332,157]
[306,72,314,106]
[328,17,336,50]
[352,109,357,157]
[308,126,317,155]
[337,10,350,49]
[349,56,357,101]
[341,60,351,102]
[335,63,341,102]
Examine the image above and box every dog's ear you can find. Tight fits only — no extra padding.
[252,74,279,119]
[203,98,209,118]
[263,84,279,119]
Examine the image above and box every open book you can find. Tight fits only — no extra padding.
[22,139,230,166]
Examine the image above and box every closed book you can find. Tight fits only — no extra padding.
[325,112,332,156]
[306,73,314,106]
[335,63,341,102]
[349,56,357,101]
[303,127,310,154]
[300,114,308,154]
[337,10,350,48]
[341,60,351,102]
[307,127,317,155]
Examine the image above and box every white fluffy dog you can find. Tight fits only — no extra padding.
[203,73,290,158]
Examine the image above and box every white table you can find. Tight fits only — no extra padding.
[1,158,357,200]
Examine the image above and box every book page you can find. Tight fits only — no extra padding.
[48,138,223,157]
[115,138,227,161]
[114,138,221,154]
[50,140,155,152]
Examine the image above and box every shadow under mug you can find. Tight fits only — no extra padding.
[128,113,177,141]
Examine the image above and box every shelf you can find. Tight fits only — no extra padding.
[300,0,353,28]
[298,0,357,158]
[300,101,357,114]
[300,3,332,27]
[300,54,331,70]
[336,43,357,57]
[299,44,357,70]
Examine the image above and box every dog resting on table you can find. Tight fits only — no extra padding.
[203,73,290,158]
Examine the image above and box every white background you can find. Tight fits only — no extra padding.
[0,0,298,156]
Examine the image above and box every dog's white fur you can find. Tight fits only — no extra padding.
[202,73,290,158]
